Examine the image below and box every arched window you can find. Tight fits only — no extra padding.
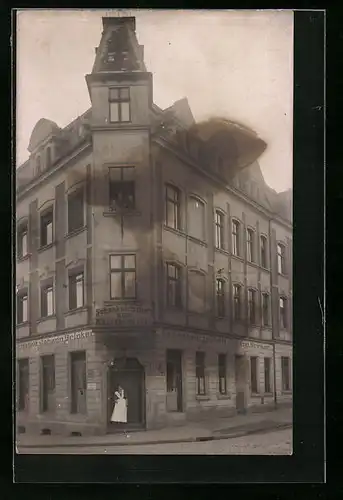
[248,288,257,324]
[260,235,268,268]
[232,283,242,321]
[215,210,224,249]
[277,243,287,274]
[246,228,255,263]
[231,219,240,256]
[279,296,288,329]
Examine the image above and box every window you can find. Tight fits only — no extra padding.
[165,184,181,230]
[281,357,291,391]
[109,87,130,123]
[264,358,272,393]
[41,281,54,318]
[215,210,224,249]
[36,155,41,174]
[250,356,259,394]
[166,263,182,308]
[109,166,135,211]
[188,271,206,313]
[69,271,84,310]
[110,254,136,299]
[260,235,268,268]
[279,296,288,329]
[262,293,270,326]
[41,355,55,413]
[70,351,87,414]
[216,278,226,318]
[248,289,256,324]
[232,220,240,256]
[17,289,28,324]
[40,207,53,247]
[277,243,286,274]
[196,351,206,395]
[166,350,183,412]
[17,222,28,259]
[68,188,84,233]
[246,228,254,262]
[233,284,241,321]
[46,147,52,169]
[18,359,29,412]
[218,354,227,394]
[188,196,205,241]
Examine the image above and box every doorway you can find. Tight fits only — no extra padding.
[235,355,247,414]
[166,349,183,412]
[108,357,145,431]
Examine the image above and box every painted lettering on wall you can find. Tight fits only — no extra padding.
[240,341,272,350]
[17,329,94,350]
[95,305,152,327]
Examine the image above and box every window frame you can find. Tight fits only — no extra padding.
[246,227,255,263]
[109,87,131,123]
[108,166,136,212]
[70,351,87,415]
[264,357,272,394]
[250,356,259,394]
[248,288,257,325]
[17,358,29,412]
[233,283,242,321]
[188,195,206,242]
[166,262,182,309]
[17,288,28,324]
[279,296,288,330]
[261,292,270,327]
[67,186,85,234]
[109,254,137,300]
[218,353,227,395]
[68,268,85,311]
[281,356,291,392]
[40,354,56,413]
[277,242,287,275]
[195,351,206,395]
[216,278,226,318]
[231,219,241,257]
[17,221,29,259]
[260,234,268,268]
[40,279,54,318]
[214,210,225,250]
[165,184,181,230]
[40,206,54,248]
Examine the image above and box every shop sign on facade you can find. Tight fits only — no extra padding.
[240,341,272,351]
[95,305,152,327]
[17,329,94,352]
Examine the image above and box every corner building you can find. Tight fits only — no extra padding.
[16,17,293,436]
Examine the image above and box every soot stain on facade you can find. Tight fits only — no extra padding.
[16,16,293,436]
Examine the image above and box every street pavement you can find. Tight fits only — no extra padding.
[18,427,292,455]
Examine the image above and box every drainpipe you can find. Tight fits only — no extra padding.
[268,218,278,410]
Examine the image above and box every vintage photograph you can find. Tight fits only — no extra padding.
[15,9,293,455]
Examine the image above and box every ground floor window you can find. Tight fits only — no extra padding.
[41,355,55,413]
[218,353,227,394]
[264,357,272,393]
[250,356,259,394]
[17,358,29,411]
[281,356,291,392]
[70,351,87,414]
[166,349,183,412]
[196,351,206,395]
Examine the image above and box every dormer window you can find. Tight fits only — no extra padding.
[109,87,130,123]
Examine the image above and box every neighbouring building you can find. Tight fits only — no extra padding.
[16,16,293,437]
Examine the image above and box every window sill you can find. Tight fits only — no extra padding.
[16,321,29,327]
[260,266,270,272]
[217,393,231,400]
[65,307,88,317]
[163,225,186,237]
[17,254,30,263]
[65,226,87,239]
[251,392,260,397]
[187,235,207,247]
[37,242,55,253]
[104,299,137,305]
[262,325,272,329]
[231,254,244,262]
[196,395,210,401]
[215,247,229,256]
[37,315,56,324]
[281,390,292,395]
[103,209,141,217]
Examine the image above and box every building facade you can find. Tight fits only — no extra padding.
[16,16,293,436]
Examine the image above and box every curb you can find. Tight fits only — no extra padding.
[17,422,292,449]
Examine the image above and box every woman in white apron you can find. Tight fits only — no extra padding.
[111,386,129,435]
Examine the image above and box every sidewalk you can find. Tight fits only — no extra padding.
[16,407,292,449]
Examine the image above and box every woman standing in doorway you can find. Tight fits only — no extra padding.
[111,385,129,436]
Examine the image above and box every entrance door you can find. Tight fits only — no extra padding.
[166,349,183,412]
[108,358,145,430]
[235,355,247,414]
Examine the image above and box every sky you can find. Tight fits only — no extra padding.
[16,9,293,193]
